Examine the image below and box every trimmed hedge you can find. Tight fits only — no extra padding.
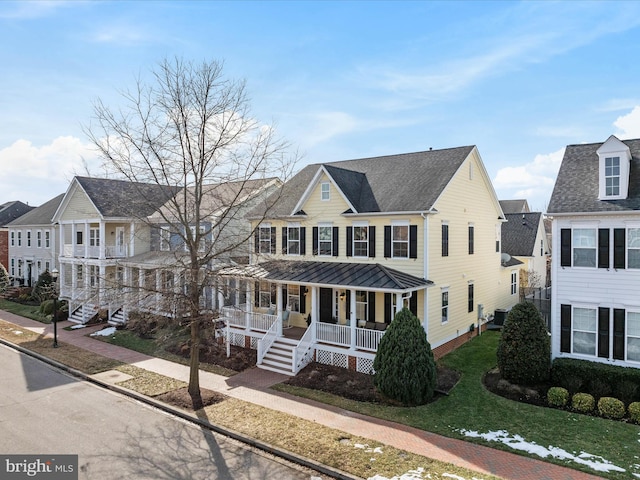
[571,392,595,414]
[629,402,640,424]
[551,358,640,403]
[547,387,569,408]
[598,397,626,420]
[496,302,550,385]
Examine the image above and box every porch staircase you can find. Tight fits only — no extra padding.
[68,304,99,324]
[108,308,126,326]
[258,336,297,376]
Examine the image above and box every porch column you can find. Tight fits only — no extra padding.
[99,221,106,259]
[155,269,162,312]
[129,222,135,257]
[276,283,283,336]
[349,288,356,350]
[311,286,318,342]
[84,221,89,258]
[99,264,106,305]
[395,293,402,315]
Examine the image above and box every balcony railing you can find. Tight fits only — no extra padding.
[315,322,385,351]
[220,305,277,332]
[61,244,128,259]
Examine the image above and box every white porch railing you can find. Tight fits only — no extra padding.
[61,244,127,258]
[316,322,351,347]
[257,317,280,365]
[220,305,277,332]
[356,327,385,351]
[293,323,316,374]
[105,245,128,257]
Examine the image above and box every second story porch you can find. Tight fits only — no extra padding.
[59,221,137,260]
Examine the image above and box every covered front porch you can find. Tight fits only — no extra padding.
[219,260,432,375]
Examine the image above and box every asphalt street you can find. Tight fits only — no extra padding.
[0,343,325,480]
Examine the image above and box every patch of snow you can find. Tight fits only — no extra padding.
[354,443,383,454]
[70,324,86,329]
[458,429,626,474]
[12,330,23,335]
[368,469,483,480]
[90,326,116,337]
[442,474,466,480]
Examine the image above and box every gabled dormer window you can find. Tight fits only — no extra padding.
[597,135,631,200]
[320,181,330,201]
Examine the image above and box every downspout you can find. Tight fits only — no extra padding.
[421,212,429,335]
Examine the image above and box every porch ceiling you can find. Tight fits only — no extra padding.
[221,260,433,292]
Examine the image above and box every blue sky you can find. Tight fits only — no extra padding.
[2,1,640,211]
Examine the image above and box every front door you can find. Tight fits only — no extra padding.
[115,227,125,256]
[319,287,333,322]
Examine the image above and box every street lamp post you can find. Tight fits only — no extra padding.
[51,268,59,348]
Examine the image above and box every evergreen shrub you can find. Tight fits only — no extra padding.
[597,397,625,420]
[546,387,569,408]
[571,393,595,414]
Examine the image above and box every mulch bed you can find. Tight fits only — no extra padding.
[154,387,226,410]
[482,367,550,406]
[165,342,257,372]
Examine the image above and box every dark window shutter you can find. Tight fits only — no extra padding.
[254,229,260,253]
[368,291,376,321]
[560,229,571,267]
[560,304,571,353]
[312,227,318,256]
[332,226,339,256]
[300,227,306,255]
[300,287,306,314]
[254,281,259,307]
[384,226,391,258]
[410,225,418,258]
[384,293,392,323]
[270,227,276,254]
[442,224,449,257]
[598,229,610,269]
[282,227,288,255]
[468,284,474,313]
[468,225,474,254]
[598,307,610,359]
[346,227,353,257]
[369,226,376,257]
[613,308,625,360]
[410,292,418,316]
[614,228,625,269]
[346,290,351,321]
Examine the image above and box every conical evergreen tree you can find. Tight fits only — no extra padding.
[373,307,437,405]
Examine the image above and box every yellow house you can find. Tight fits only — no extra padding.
[220,146,519,375]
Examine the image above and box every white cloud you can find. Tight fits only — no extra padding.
[493,147,564,210]
[0,136,101,205]
[614,106,640,139]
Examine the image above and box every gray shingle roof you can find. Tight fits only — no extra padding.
[255,146,475,217]
[221,260,432,292]
[76,176,180,218]
[6,194,64,226]
[502,212,542,257]
[0,201,34,226]
[547,138,640,214]
[499,199,530,214]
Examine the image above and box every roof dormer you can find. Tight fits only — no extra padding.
[596,135,631,200]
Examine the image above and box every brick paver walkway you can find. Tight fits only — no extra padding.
[1,311,606,480]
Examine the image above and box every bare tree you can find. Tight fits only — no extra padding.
[85,58,297,408]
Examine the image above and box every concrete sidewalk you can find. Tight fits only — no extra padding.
[1,311,605,480]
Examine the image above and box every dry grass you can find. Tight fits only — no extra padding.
[115,364,187,396]
[202,398,501,480]
[0,320,121,374]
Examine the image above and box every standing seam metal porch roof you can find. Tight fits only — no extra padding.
[221,260,433,292]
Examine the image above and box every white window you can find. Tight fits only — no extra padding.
[605,157,620,196]
[353,224,368,257]
[189,225,206,252]
[318,225,332,256]
[258,225,272,254]
[26,231,31,247]
[572,307,597,356]
[287,284,300,312]
[392,224,409,258]
[10,231,14,247]
[356,290,368,322]
[160,226,171,251]
[45,261,50,272]
[441,288,449,324]
[573,229,596,267]
[259,281,274,308]
[89,265,99,288]
[37,231,42,248]
[628,228,640,269]
[77,264,83,283]
[511,271,517,295]
[17,231,21,247]
[628,312,640,362]
[45,231,50,248]
[320,181,330,201]
[10,258,14,276]
[287,225,300,255]
[89,228,100,247]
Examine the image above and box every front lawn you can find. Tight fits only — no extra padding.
[274,331,640,480]
[0,299,50,323]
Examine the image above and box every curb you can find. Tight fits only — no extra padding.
[0,336,362,480]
